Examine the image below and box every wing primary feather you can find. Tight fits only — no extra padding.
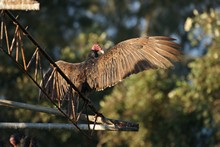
[111,58,116,85]
[143,47,174,68]
[111,58,116,86]
[132,50,150,70]
[136,50,156,68]
[108,59,112,86]
[129,51,142,73]
[139,48,163,68]
[106,63,110,88]
[155,47,181,61]
[150,36,175,41]
[157,44,182,55]
[123,54,132,77]
[157,40,181,49]
[117,59,123,82]
[121,51,129,75]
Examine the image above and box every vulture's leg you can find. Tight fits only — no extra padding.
[71,92,79,122]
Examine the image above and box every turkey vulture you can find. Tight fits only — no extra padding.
[40,36,181,118]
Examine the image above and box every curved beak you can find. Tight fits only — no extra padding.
[99,50,104,54]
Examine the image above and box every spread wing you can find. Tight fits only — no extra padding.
[86,36,181,91]
[39,61,85,118]
[40,61,84,100]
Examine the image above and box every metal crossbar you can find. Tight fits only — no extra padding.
[0,99,138,131]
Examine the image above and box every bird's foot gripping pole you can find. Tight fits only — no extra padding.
[0,10,139,134]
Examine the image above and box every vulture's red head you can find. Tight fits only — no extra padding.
[91,44,104,54]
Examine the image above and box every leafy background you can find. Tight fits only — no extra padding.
[0,0,220,146]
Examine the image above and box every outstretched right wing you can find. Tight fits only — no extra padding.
[86,36,182,91]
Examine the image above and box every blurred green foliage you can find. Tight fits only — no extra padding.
[0,0,220,147]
